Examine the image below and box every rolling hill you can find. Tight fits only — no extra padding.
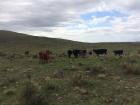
[0,30,140,53]
[0,30,91,53]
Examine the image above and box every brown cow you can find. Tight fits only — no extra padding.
[39,51,44,64]
[39,50,52,64]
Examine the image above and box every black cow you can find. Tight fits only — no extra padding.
[88,51,92,55]
[67,50,73,58]
[79,50,87,57]
[73,49,80,58]
[67,49,87,58]
[113,50,123,56]
[93,49,107,56]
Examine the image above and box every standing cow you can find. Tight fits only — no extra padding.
[113,50,124,56]
[39,50,51,64]
[73,49,80,58]
[67,50,73,58]
[93,49,107,56]
[79,50,87,58]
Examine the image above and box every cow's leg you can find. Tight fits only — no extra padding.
[40,58,43,64]
[38,58,40,64]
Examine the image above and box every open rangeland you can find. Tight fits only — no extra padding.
[0,31,140,105]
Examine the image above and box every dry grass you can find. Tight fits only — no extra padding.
[121,63,140,75]
[71,74,92,87]
[20,75,45,105]
[85,65,105,76]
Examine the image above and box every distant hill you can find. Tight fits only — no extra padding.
[0,30,140,53]
[0,30,81,44]
[0,30,91,52]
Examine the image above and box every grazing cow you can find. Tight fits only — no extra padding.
[113,50,124,56]
[67,50,73,58]
[39,51,50,64]
[73,49,80,58]
[79,50,87,57]
[67,49,87,58]
[93,49,107,56]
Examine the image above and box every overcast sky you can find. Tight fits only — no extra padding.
[0,0,140,42]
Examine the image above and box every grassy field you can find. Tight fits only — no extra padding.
[0,30,140,105]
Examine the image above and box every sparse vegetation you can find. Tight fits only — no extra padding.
[41,81,59,95]
[20,75,45,105]
[85,65,105,76]
[121,63,140,75]
[71,74,92,87]
[0,31,140,105]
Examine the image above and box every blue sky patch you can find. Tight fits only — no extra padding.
[66,10,128,30]
[80,10,128,21]
[79,10,128,29]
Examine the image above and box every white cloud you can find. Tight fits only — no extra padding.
[91,16,110,25]
[0,0,140,42]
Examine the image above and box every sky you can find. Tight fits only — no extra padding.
[0,0,140,42]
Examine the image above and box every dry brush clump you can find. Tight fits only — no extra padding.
[121,63,140,75]
[138,50,140,55]
[20,82,45,105]
[53,70,64,79]
[3,88,16,96]
[40,81,61,104]
[41,82,59,95]
[85,65,106,76]
[20,71,61,105]
[71,74,92,87]
[125,56,138,64]
[19,74,46,105]
[0,75,18,88]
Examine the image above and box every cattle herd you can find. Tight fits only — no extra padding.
[67,49,123,58]
[37,49,124,64]
[0,48,124,64]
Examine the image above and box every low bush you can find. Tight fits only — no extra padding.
[42,82,59,95]
[20,74,45,105]
[71,74,92,87]
[20,81,45,105]
[121,63,140,75]
[85,65,105,76]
